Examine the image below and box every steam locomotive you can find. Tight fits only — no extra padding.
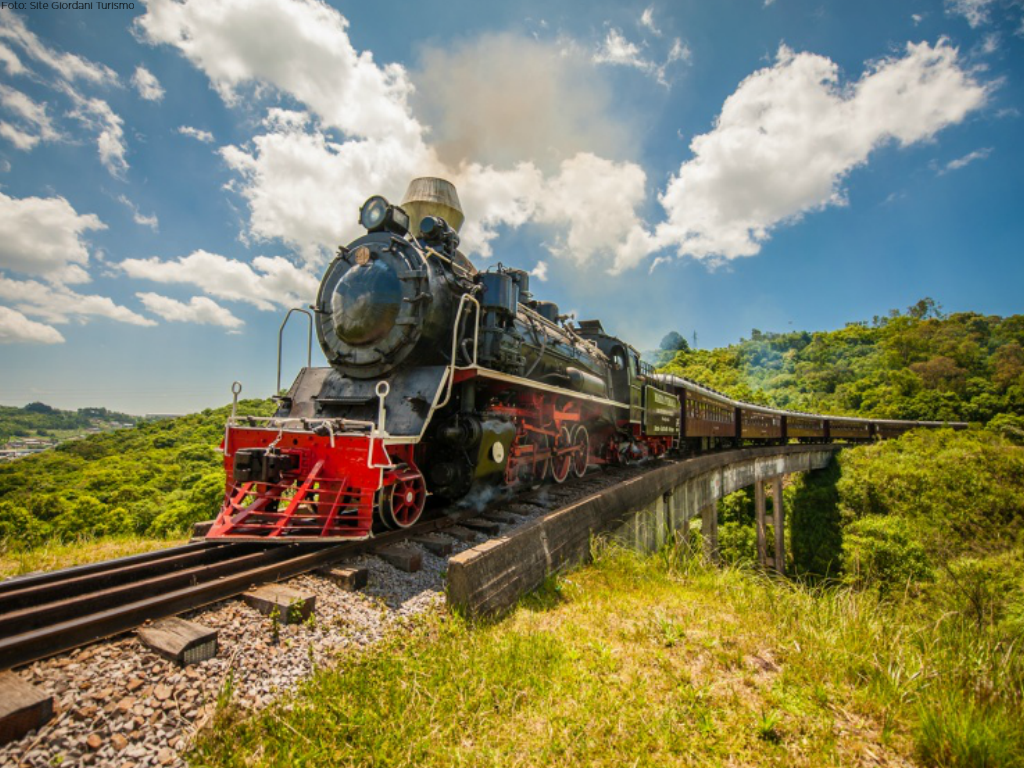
[208,178,964,540]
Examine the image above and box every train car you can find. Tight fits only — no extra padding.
[784,413,827,442]
[649,373,737,449]
[738,404,784,441]
[827,417,873,442]
[874,419,918,440]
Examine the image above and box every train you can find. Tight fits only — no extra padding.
[207,178,966,540]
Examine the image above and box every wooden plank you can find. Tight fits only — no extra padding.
[461,518,502,536]
[410,534,454,557]
[137,617,218,665]
[445,526,479,543]
[318,566,368,591]
[480,512,517,526]
[0,672,54,746]
[374,546,422,573]
[242,584,315,624]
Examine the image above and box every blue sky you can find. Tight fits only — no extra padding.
[0,0,1021,413]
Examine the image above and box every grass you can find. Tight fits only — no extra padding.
[0,534,188,579]
[190,538,1024,767]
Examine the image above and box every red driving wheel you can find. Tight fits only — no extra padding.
[551,425,573,484]
[570,424,589,478]
[380,467,426,529]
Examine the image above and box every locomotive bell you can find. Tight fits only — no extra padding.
[401,177,464,236]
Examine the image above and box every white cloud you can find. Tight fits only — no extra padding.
[0,121,40,150]
[117,195,159,231]
[0,190,104,283]
[0,305,64,344]
[0,41,25,75]
[136,0,420,145]
[447,154,650,269]
[639,6,661,35]
[220,114,427,262]
[912,13,925,24]
[595,28,646,69]
[940,147,993,173]
[535,153,649,268]
[530,261,549,282]
[138,0,432,262]
[178,125,214,143]
[137,1,650,272]
[593,27,690,86]
[121,250,318,311]
[650,40,989,268]
[133,0,986,283]
[981,33,1000,54]
[0,9,117,84]
[131,65,164,101]
[61,87,128,177]
[0,275,156,327]
[946,0,998,26]
[136,292,243,330]
[0,83,60,150]
[0,13,128,175]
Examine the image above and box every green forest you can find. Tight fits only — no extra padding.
[0,400,272,550]
[0,402,139,443]
[658,298,1024,438]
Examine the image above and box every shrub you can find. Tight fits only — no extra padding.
[841,516,933,595]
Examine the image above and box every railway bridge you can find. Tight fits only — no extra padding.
[447,443,839,617]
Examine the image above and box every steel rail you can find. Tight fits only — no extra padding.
[0,503,501,671]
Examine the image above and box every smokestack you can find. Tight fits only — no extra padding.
[401,177,464,237]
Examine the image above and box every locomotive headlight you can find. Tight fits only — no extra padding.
[359,196,388,231]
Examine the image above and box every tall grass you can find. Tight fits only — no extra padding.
[192,537,1024,767]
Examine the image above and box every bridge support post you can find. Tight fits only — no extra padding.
[772,476,786,575]
[754,481,767,566]
[701,504,718,563]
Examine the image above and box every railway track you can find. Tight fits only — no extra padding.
[0,454,676,672]
[0,504,506,671]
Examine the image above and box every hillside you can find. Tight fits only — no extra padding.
[0,403,139,444]
[0,399,273,550]
[658,300,1024,436]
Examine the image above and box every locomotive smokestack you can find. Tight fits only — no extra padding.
[401,177,464,237]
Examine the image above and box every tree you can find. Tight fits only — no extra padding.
[907,297,945,321]
[659,331,690,353]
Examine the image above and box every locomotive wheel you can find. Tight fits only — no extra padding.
[551,425,573,484]
[379,468,426,529]
[570,424,589,478]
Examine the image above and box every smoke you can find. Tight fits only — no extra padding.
[412,33,636,173]
[456,481,514,514]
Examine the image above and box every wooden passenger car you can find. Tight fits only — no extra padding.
[827,417,872,441]
[784,414,827,441]
[681,387,736,438]
[874,419,918,439]
[738,405,784,440]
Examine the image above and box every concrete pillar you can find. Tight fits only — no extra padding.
[772,475,786,574]
[701,503,719,563]
[754,481,767,567]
